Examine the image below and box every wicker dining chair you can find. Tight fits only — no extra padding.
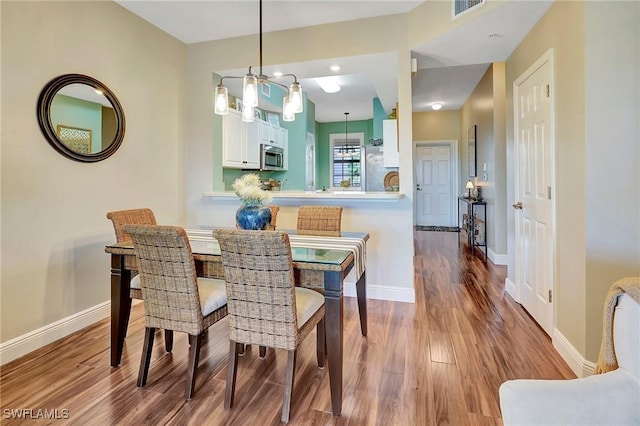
[296,205,343,237]
[106,208,175,351]
[123,225,228,400]
[267,205,280,230]
[106,208,157,300]
[214,229,326,423]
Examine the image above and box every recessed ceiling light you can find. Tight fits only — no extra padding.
[432,103,442,110]
[314,76,341,93]
[272,71,283,77]
[330,65,341,72]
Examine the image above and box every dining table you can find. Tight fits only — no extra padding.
[105,228,369,416]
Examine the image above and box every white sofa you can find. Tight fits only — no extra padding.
[499,293,640,426]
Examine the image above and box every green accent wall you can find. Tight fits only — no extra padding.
[372,97,386,140]
[316,118,373,189]
[50,94,104,153]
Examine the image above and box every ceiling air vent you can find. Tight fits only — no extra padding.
[453,0,486,18]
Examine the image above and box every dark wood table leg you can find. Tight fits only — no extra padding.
[110,253,132,367]
[324,270,344,416]
[355,271,367,336]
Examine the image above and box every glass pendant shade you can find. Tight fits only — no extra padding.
[242,102,255,122]
[214,0,303,121]
[214,85,229,115]
[282,95,295,122]
[288,82,303,113]
[243,75,259,107]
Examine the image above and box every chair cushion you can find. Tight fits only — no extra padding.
[295,287,324,327]
[131,274,141,289]
[197,278,227,316]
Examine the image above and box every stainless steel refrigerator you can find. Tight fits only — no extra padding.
[363,145,398,191]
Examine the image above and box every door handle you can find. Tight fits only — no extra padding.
[512,202,523,210]
[416,185,422,191]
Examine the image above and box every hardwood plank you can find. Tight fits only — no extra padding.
[0,230,576,425]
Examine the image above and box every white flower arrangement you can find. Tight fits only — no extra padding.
[232,173,271,206]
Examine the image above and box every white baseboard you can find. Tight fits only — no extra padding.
[344,282,415,303]
[505,276,517,301]
[552,328,596,378]
[0,301,111,366]
[487,247,508,265]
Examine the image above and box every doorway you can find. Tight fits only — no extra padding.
[513,49,555,336]
[306,132,315,190]
[414,140,459,226]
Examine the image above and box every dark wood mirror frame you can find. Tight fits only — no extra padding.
[37,74,126,162]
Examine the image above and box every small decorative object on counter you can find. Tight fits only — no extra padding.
[233,174,272,230]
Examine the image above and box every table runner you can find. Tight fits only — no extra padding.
[186,229,366,280]
[287,234,366,279]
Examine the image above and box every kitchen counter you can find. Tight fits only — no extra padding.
[203,190,404,201]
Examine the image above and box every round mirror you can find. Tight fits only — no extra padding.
[37,74,125,162]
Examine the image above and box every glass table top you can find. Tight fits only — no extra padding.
[120,232,353,266]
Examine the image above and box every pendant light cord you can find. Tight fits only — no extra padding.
[259,0,263,77]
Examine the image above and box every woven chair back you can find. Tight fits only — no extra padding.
[106,208,157,286]
[296,205,342,237]
[123,225,204,336]
[267,205,279,230]
[106,208,157,243]
[214,229,298,350]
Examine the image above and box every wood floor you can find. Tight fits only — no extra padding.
[0,231,575,425]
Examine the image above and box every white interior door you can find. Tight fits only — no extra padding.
[514,52,554,336]
[415,143,456,226]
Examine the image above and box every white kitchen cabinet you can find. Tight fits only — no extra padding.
[259,121,287,148]
[383,119,399,167]
[222,110,260,169]
[258,121,288,169]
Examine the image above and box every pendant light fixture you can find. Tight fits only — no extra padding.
[214,0,303,123]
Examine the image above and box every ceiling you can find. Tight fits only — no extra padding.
[116,0,553,123]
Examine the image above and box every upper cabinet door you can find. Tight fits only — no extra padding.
[222,110,244,167]
[383,119,399,167]
[222,110,259,169]
[244,121,261,168]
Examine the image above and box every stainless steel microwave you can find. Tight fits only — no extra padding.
[260,144,284,171]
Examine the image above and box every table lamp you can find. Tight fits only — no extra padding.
[466,180,474,199]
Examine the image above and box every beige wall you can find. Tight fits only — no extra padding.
[460,64,508,258]
[1,2,186,344]
[506,1,640,362]
[506,0,588,356]
[492,62,507,257]
[412,110,461,141]
[583,1,640,359]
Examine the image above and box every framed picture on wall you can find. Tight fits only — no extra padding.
[468,125,477,177]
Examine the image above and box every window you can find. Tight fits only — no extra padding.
[330,132,364,189]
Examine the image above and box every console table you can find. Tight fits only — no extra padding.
[458,197,487,260]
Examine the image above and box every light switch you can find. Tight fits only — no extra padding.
[483,162,487,171]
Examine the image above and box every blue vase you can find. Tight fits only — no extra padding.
[236,205,272,230]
